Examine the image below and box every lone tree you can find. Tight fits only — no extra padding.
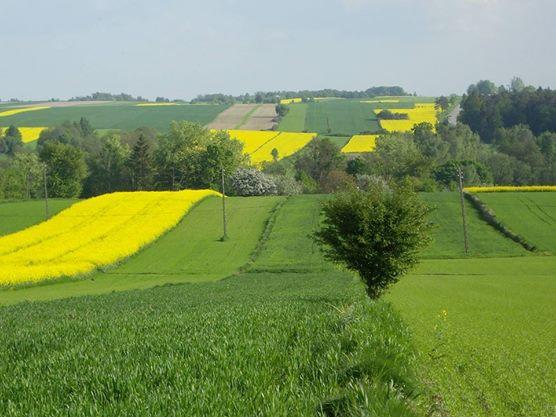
[313,183,433,299]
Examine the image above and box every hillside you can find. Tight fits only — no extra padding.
[0,103,228,131]
[0,191,554,416]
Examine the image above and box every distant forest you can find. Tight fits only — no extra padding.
[460,79,556,143]
[190,86,409,105]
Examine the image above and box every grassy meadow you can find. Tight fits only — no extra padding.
[0,190,554,416]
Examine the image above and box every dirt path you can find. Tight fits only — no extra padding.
[206,103,277,130]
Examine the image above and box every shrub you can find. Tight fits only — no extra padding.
[313,184,433,299]
[230,168,277,196]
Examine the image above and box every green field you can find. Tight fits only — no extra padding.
[305,100,381,136]
[0,192,554,416]
[0,103,228,131]
[477,192,556,252]
[0,196,280,305]
[278,97,434,136]
[421,192,528,258]
[389,256,556,417]
[277,103,308,131]
[0,196,422,416]
[0,199,75,236]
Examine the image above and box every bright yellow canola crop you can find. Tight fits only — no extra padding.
[0,127,47,143]
[0,189,219,286]
[227,130,316,164]
[341,135,378,153]
[464,185,556,193]
[280,98,302,105]
[0,106,50,117]
[376,103,438,133]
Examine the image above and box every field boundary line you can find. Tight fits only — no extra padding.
[464,192,539,253]
[235,197,289,275]
[251,132,282,154]
[234,105,261,129]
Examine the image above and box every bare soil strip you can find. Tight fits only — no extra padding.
[241,104,277,130]
[206,104,260,130]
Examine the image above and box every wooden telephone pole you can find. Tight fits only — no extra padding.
[457,166,469,255]
[43,165,50,220]
[220,166,228,241]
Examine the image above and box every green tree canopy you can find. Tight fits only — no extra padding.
[314,184,433,299]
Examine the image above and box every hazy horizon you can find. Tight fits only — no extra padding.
[2,0,555,101]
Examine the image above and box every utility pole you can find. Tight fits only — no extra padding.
[220,165,228,241]
[43,165,50,220]
[457,166,469,255]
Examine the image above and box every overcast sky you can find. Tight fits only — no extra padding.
[2,0,555,100]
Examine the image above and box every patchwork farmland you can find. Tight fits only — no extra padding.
[0,90,554,417]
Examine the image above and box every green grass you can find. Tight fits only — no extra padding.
[321,135,350,149]
[0,199,75,236]
[0,192,554,416]
[305,100,381,136]
[477,192,556,253]
[0,103,228,131]
[421,192,528,258]
[278,103,307,131]
[388,256,556,417]
[0,196,281,306]
[0,194,423,417]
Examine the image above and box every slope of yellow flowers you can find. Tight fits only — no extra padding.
[1,127,47,143]
[376,103,438,132]
[0,190,219,286]
[464,186,556,193]
[341,135,378,153]
[227,130,316,164]
[0,106,50,117]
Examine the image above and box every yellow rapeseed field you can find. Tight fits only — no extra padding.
[341,135,378,153]
[376,103,438,132]
[464,185,556,193]
[0,189,219,286]
[0,106,50,117]
[251,132,316,164]
[1,127,47,143]
[280,98,302,105]
[227,130,281,155]
[226,130,316,164]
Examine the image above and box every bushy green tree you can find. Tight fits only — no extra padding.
[127,134,154,191]
[39,142,87,197]
[197,131,247,189]
[0,126,23,155]
[314,184,433,299]
[295,137,345,187]
[154,121,213,189]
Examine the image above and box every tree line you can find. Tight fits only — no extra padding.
[460,78,556,142]
[190,86,409,105]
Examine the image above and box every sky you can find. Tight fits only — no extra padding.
[2,0,555,100]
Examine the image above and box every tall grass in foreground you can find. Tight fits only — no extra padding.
[0,272,423,417]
